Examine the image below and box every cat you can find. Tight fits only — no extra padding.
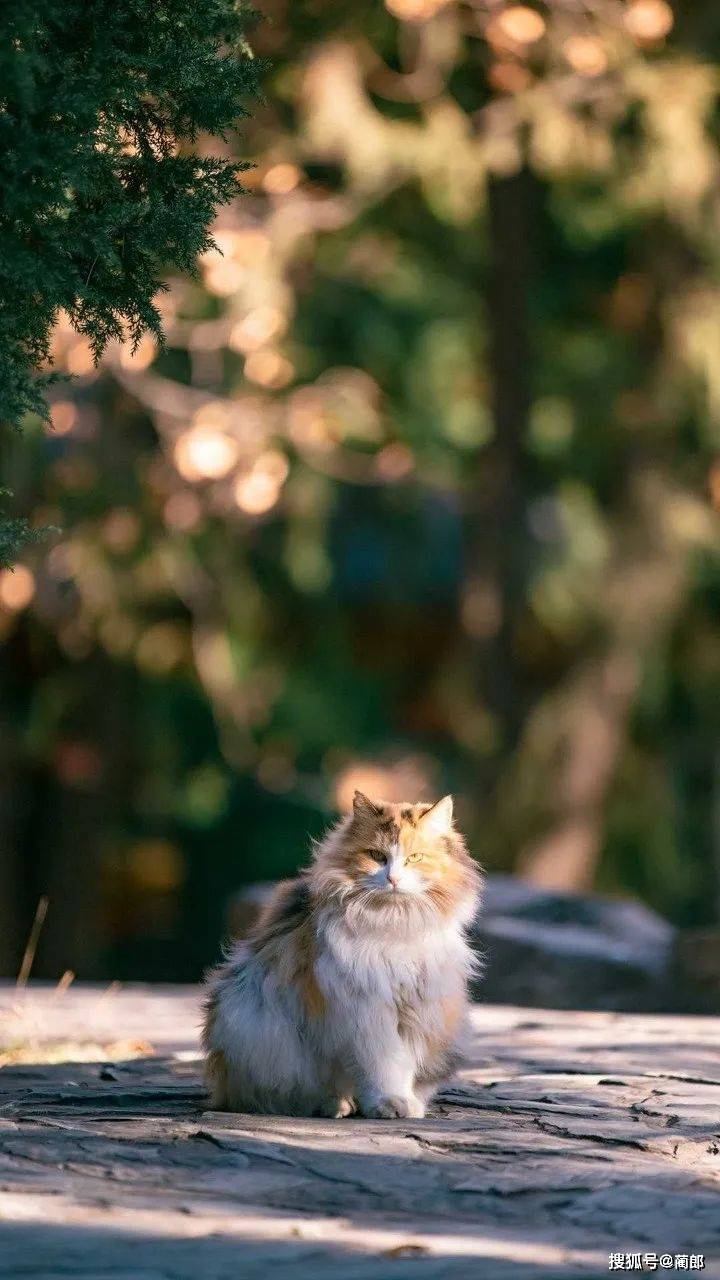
[202,791,482,1119]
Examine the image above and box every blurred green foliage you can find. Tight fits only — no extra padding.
[2,0,720,979]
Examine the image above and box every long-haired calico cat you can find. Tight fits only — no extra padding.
[202,792,481,1119]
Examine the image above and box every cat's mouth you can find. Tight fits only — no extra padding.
[363,882,405,901]
[378,883,414,898]
[362,877,419,901]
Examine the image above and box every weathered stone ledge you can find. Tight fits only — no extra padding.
[0,984,718,1278]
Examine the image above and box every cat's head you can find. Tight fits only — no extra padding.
[311,792,481,927]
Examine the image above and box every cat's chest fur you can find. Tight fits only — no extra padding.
[316,915,470,1009]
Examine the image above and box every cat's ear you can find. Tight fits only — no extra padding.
[353,790,380,817]
[418,795,453,837]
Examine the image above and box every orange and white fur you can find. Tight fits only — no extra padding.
[202,792,481,1119]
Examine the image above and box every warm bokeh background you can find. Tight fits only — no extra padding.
[2,0,720,981]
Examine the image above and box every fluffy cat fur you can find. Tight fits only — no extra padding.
[202,791,482,1119]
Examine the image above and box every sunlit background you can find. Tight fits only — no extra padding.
[2,0,720,981]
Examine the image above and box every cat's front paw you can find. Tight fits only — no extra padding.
[314,1096,357,1119]
[362,1094,426,1120]
[334,1096,357,1118]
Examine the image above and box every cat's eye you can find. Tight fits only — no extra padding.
[406,851,423,864]
[368,849,388,864]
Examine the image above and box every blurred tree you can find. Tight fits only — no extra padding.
[0,0,259,565]
[3,0,720,978]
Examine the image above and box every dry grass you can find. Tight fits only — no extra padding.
[0,1038,155,1068]
[0,897,157,1067]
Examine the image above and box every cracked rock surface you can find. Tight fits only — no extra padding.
[0,984,718,1278]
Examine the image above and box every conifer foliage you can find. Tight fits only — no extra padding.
[0,0,259,561]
